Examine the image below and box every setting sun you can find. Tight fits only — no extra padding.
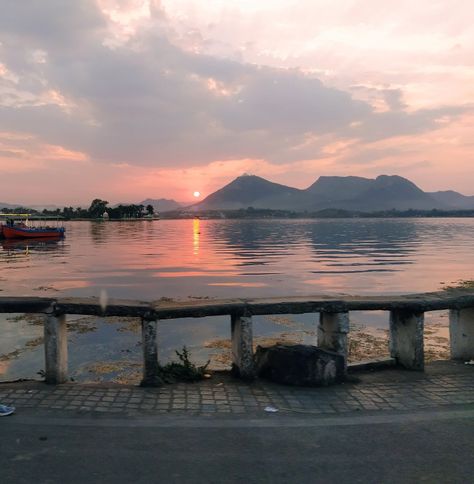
[193,191,201,198]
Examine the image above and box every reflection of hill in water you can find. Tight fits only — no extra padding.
[305,220,418,273]
[209,221,307,263]
[208,219,419,273]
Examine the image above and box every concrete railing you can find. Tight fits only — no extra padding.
[1,290,474,386]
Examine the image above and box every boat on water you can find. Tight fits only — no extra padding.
[0,213,65,239]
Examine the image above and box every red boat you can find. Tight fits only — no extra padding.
[2,225,65,239]
[0,214,65,239]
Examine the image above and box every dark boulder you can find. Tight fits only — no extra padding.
[255,344,345,386]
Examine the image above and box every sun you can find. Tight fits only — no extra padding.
[193,191,201,198]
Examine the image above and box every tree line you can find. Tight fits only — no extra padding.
[0,199,155,220]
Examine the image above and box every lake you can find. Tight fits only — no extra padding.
[1,218,473,382]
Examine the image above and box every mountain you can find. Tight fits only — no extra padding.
[428,191,474,210]
[306,176,373,200]
[0,201,31,210]
[193,174,303,210]
[139,198,183,212]
[192,174,474,212]
[302,176,374,209]
[347,175,442,211]
[0,201,53,212]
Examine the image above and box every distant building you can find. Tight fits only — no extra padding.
[102,211,109,219]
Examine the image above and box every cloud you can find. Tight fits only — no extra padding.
[0,131,87,174]
[0,0,105,49]
[0,0,470,172]
[349,105,470,142]
[0,0,472,205]
[383,89,407,112]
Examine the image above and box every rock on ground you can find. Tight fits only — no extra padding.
[255,344,345,386]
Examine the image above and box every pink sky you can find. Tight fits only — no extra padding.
[0,0,473,205]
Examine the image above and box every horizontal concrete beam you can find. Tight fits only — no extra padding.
[0,297,55,313]
[0,290,473,320]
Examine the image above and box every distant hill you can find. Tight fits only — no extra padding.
[346,175,441,211]
[429,191,474,210]
[139,198,183,212]
[193,174,474,212]
[191,174,302,210]
[0,201,27,210]
[306,176,373,200]
[0,202,45,213]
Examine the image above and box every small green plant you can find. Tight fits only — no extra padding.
[158,346,210,383]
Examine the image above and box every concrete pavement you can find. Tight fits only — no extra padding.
[1,361,473,483]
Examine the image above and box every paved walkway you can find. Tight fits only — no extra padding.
[1,361,474,484]
[1,361,473,417]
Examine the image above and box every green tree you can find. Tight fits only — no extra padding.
[88,199,109,218]
[146,204,154,216]
[62,206,75,219]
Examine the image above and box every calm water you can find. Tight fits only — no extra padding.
[1,218,473,381]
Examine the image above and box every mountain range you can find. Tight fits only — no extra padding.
[0,202,60,211]
[2,175,473,213]
[192,174,474,212]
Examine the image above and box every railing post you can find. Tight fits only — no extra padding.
[450,308,474,360]
[44,309,68,384]
[140,317,163,387]
[389,310,424,370]
[231,314,255,380]
[318,312,349,372]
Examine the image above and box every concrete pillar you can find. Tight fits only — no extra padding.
[140,318,163,387]
[44,312,68,384]
[450,308,474,360]
[231,314,255,380]
[389,310,424,370]
[318,312,349,371]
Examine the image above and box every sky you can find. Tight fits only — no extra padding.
[0,0,473,206]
